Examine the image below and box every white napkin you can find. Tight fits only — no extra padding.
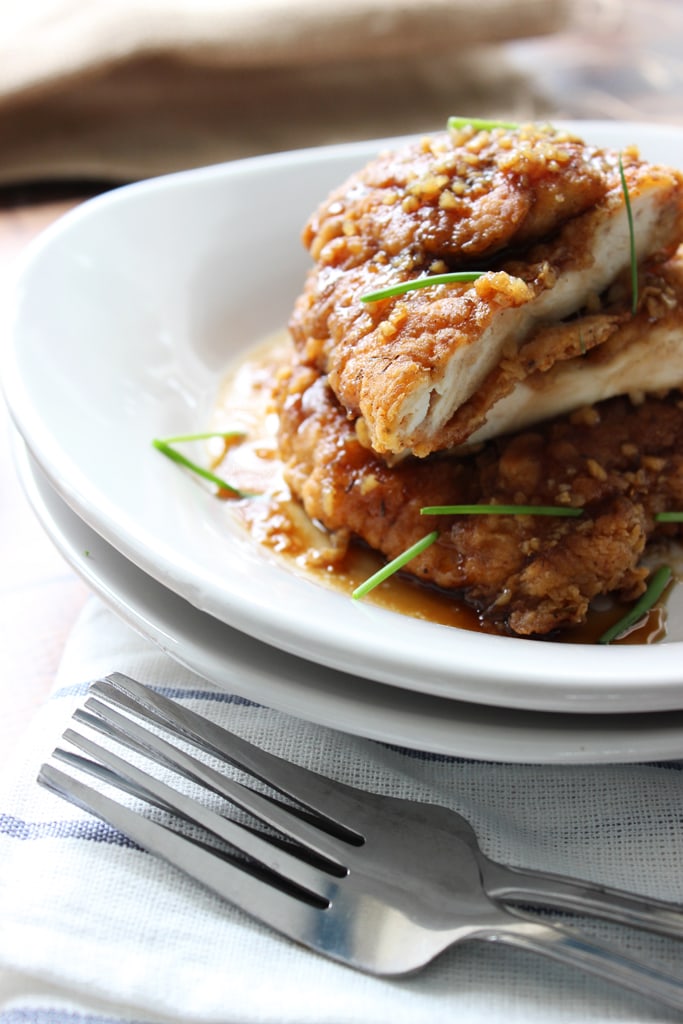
[1,597,682,1024]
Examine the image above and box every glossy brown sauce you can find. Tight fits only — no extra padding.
[209,333,675,645]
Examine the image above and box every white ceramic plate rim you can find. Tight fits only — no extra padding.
[15,433,683,764]
[3,122,683,713]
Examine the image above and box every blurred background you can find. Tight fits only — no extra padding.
[0,0,680,191]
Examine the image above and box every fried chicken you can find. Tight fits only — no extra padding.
[289,123,683,457]
[273,123,683,638]
[275,361,683,637]
[456,250,683,447]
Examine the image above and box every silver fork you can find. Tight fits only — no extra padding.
[38,672,683,1012]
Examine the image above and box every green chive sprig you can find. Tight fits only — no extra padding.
[598,565,672,644]
[360,117,522,305]
[655,511,683,523]
[352,531,439,600]
[420,503,584,518]
[447,117,519,132]
[153,430,254,498]
[618,153,638,315]
[156,430,245,445]
[361,271,484,304]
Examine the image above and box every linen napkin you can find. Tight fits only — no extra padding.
[0,0,573,186]
[1,597,683,1024]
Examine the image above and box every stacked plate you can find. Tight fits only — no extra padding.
[4,123,683,764]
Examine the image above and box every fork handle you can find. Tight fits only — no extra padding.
[482,857,683,940]
[486,909,683,1012]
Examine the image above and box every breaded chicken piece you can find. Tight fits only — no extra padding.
[290,124,683,458]
[454,250,683,448]
[275,360,683,637]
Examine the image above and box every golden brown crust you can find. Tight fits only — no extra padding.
[275,358,683,637]
[289,125,683,458]
[302,124,613,269]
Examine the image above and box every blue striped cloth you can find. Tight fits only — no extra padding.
[1,598,682,1024]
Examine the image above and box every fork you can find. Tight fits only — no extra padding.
[38,672,683,1012]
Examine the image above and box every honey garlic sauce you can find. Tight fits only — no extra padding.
[209,331,676,646]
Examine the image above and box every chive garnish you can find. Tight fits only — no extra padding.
[153,440,242,495]
[361,118,522,305]
[598,565,672,644]
[618,153,638,315]
[447,117,519,132]
[153,431,254,498]
[420,503,584,517]
[352,531,439,600]
[655,511,683,523]
[156,430,246,444]
[361,271,484,303]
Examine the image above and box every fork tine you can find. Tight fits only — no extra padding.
[53,745,174,812]
[55,725,340,900]
[100,673,373,832]
[52,745,328,869]
[74,694,359,867]
[37,762,330,942]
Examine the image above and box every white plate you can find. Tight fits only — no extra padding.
[3,122,683,714]
[14,434,683,764]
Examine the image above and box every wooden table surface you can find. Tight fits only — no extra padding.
[1,0,682,772]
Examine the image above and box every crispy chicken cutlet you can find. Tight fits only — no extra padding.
[275,361,683,637]
[456,249,683,447]
[273,122,683,637]
[290,123,683,457]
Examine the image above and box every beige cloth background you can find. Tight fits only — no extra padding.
[0,0,572,185]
